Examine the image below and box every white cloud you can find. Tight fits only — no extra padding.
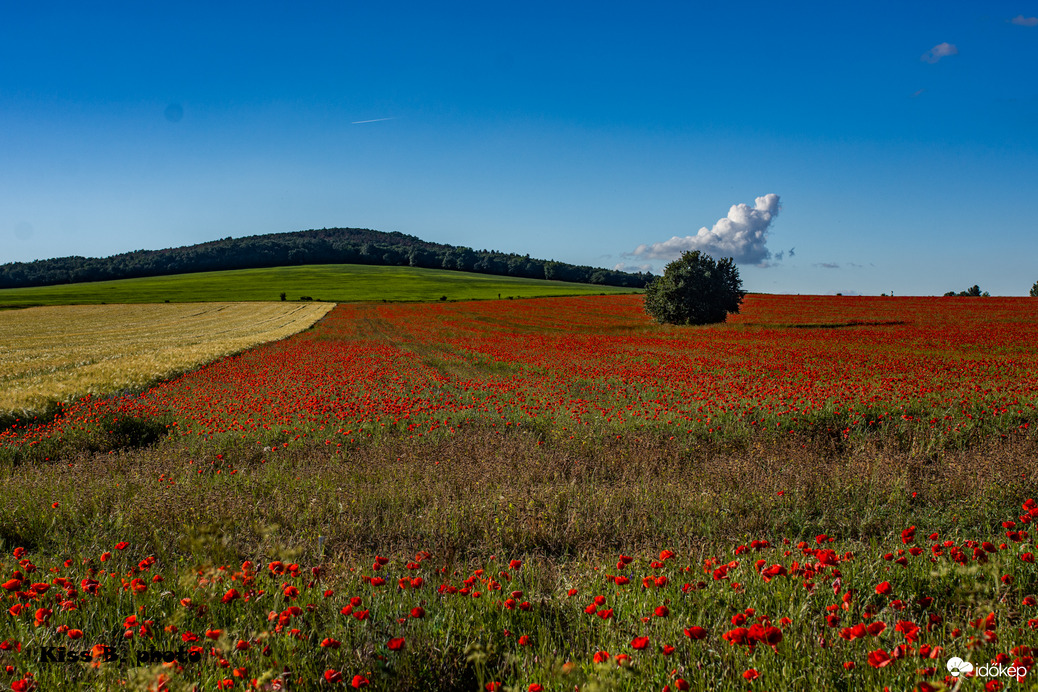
[613,261,654,273]
[921,42,958,64]
[1011,15,1038,26]
[630,194,780,266]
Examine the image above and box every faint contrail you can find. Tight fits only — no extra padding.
[351,117,396,124]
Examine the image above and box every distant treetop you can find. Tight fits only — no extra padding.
[944,285,990,297]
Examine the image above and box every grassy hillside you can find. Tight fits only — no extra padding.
[0,263,638,307]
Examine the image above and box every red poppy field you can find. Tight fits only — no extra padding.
[2,294,1038,691]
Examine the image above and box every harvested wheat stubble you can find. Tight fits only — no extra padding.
[0,302,334,413]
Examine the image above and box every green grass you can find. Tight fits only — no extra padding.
[0,264,638,306]
[2,429,1037,690]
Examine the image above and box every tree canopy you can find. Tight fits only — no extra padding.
[643,251,745,325]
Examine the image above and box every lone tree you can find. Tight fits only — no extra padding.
[1031,280,1038,297]
[644,250,745,325]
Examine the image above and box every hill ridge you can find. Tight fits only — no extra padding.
[0,227,652,290]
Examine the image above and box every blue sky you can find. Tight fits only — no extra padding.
[2,1,1036,295]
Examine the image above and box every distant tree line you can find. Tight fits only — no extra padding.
[0,228,653,290]
[944,284,990,297]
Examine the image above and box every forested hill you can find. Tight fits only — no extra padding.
[0,228,652,290]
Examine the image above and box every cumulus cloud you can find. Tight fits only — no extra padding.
[613,261,654,273]
[630,193,780,266]
[1011,15,1038,26]
[921,42,958,63]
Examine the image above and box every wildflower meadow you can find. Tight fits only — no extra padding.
[2,294,1037,691]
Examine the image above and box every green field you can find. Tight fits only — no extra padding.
[0,264,638,307]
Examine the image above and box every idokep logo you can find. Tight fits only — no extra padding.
[947,656,1028,680]
[946,657,974,677]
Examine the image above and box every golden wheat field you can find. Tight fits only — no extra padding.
[0,302,334,414]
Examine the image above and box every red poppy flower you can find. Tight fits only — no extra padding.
[722,627,749,646]
[895,620,921,641]
[351,675,369,688]
[34,608,52,626]
[631,636,650,650]
[867,649,892,668]
[387,637,405,651]
[684,626,708,640]
[866,622,887,636]
[324,669,343,683]
[875,581,893,596]
[743,669,759,680]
